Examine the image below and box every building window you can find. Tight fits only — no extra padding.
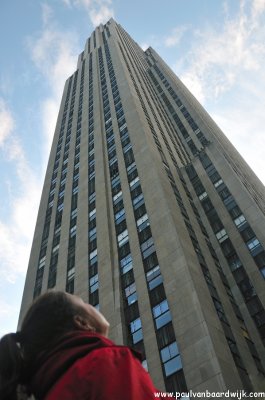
[89,205,96,216]
[214,179,223,188]
[146,265,163,290]
[66,278,74,294]
[67,267,75,279]
[157,323,176,348]
[161,342,182,377]
[89,227,97,241]
[141,237,155,259]
[198,191,207,201]
[142,359,148,371]
[90,273,99,293]
[130,317,143,344]
[133,193,144,208]
[70,225,77,237]
[216,229,228,243]
[120,254,133,274]
[38,256,46,269]
[52,244,60,253]
[136,213,150,232]
[57,203,64,212]
[153,300,172,329]
[247,237,260,251]
[234,215,246,228]
[129,176,140,188]
[115,208,125,224]
[117,229,129,247]
[125,282,137,305]
[227,254,242,272]
[113,190,122,203]
[71,208,78,219]
[218,187,231,200]
[240,226,255,242]
[254,251,265,278]
[89,248,97,260]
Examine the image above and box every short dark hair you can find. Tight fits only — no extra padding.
[0,291,87,400]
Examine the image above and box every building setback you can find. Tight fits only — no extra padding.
[19,19,265,394]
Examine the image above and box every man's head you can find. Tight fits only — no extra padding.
[20,290,109,361]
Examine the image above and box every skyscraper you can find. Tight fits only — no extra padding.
[19,19,265,394]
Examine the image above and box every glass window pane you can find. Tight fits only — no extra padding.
[164,355,182,377]
[161,346,171,363]
[149,275,163,290]
[161,342,179,362]
[153,300,168,318]
[146,265,160,281]
[127,292,138,305]
[132,328,143,344]
[161,300,169,314]
[125,282,136,297]
[130,318,141,333]
[155,310,172,329]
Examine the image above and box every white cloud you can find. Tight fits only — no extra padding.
[61,0,114,27]
[177,0,265,102]
[0,298,13,317]
[41,98,61,161]
[0,5,80,328]
[0,298,17,337]
[89,4,114,27]
[61,0,72,6]
[27,20,78,162]
[0,99,14,147]
[41,2,53,25]
[0,283,26,336]
[164,26,187,48]
[252,0,265,18]
[167,0,265,184]
[0,219,34,283]
[0,3,79,335]
[0,105,42,283]
[178,71,206,105]
[140,42,149,51]
[74,0,93,7]
[0,73,14,97]
[211,95,265,185]
[29,29,77,96]
[0,0,113,334]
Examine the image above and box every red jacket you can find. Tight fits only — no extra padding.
[30,331,172,399]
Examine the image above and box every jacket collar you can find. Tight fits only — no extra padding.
[30,331,115,399]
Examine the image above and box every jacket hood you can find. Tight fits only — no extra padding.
[29,331,116,399]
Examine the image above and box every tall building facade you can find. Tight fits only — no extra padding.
[19,19,265,394]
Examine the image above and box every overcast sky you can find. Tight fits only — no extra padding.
[0,0,265,337]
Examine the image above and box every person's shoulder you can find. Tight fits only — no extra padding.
[81,343,141,365]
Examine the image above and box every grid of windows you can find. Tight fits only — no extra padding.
[160,341,182,377]
[99,43,144,354]
[47,71,78,290]
[117,29,210,248]
[108,31,188,392]
[187,160,265,350]
[200,153,265,341]
[151,64,209,151]
[116,25,256,390]
[87,54,99,307]
[33,76,74,298]
[65,59,86,294]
